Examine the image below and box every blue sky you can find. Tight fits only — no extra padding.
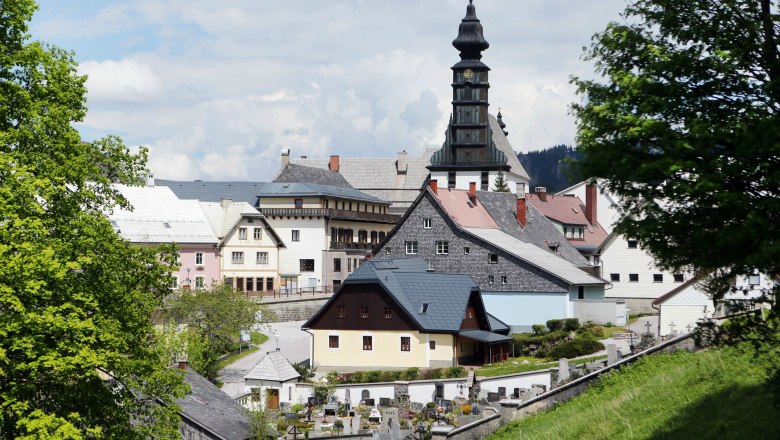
[30,0,625,181]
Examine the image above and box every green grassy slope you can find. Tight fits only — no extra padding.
[489,345,779,440]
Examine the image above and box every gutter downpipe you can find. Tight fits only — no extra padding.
[651,302,661,338]
[302,328,314,368]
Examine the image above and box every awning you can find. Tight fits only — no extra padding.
[458,329,511,344]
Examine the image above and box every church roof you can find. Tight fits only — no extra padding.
[452,0,490,60]
[274,163,352,188]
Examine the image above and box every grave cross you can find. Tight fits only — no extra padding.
[644,321,652,333]
[669,321,676,333]
[686,323,693,333]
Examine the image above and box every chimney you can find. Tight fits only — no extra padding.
[329,155,340,172]
[535,186,547,202]
[280,148,290,169]
[469,182,477,204]
[516,196,527,227]
[430,179,438,194]
[146,173,154,187]
[221,198,233,210]
[396,151,408,174]
[585,182,597,226]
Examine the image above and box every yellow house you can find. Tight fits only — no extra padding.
[302,257,511,370]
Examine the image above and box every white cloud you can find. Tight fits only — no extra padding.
[80,59,164,104]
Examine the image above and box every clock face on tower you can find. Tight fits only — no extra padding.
[463,69,474,80]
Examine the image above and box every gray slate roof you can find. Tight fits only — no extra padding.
[244,349,300,383]
[487,114,530,180]
[343,257,494,333]
[179,368,252,440]
[258,182,387,205]
[274,163,352,188]
[156,180,265,206]
[477,191,589,267]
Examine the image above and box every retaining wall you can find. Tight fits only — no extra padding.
[263,298,328,322]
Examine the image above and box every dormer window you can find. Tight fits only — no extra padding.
[627,240,638,248]
[420,303,429,314]
[294,199,303,209]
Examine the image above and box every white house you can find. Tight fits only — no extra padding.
[240,349,300,411]
[651,279,714,337]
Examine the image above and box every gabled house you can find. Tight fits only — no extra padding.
[240,349,300,411]
[302,257,511,369]
[651,279,713,337]
[109,184,220,289]
[557,180,692,313]
[200,200,285,295]
[258,164,400,293]
[374,182,618,332]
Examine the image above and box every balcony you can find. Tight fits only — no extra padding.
[329,241,376,251]
[259,208,400,224]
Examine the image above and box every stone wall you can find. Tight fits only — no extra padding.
[264,298,329,322]
[431,414,501,440]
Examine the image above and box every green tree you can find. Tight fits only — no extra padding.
[492,170,510,192]
[168,284,264,380]
[572,1,779,315]
[0,1,188,438]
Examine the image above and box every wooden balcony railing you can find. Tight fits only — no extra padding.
[259,208,400,224]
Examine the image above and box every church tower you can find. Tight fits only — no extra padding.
[428,1,528,195]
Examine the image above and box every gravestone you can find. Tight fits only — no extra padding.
[559,358,570,381]
[381,408,399,433]
[607,343,619,365]
[314,419,322,433]
[364,398,375,407]
[487,392,500,402]
[379,397,391,407]
[343,418,352,435]
[497,387,506,397]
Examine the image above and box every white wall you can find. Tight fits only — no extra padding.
[264,217,327,288]
[478,370,552,397]
[429,171,527,195]
[658,304,711,337]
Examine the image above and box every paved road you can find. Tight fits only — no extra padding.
[220,320,310,398]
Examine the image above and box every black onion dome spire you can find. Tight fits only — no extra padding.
[497,108,509,137]
[452,0,489,60]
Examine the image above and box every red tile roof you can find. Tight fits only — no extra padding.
[432,188,499,229]
[526,193,608,248]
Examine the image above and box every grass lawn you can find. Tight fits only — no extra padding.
[488,344,780,440]
[476,355,608,377]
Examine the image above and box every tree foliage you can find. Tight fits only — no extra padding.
[572,0,780,310]
[492,170,510,192]
[168,284,263,380]
[0,1,187,438]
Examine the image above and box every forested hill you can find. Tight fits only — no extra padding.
[517,145,582,193]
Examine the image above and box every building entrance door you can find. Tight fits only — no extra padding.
[266,389,280,410]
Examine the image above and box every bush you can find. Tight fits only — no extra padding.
[426,402,437,409]
[366,370,382,383]
[403,367,420,381]
[563,318,580,332]
[531,324,546,335]
[546,319,564,332]
[445,366,465,378]
[349,371,364,383]
[421,368,442,380]
[547,338,605,360]
[291,403,304,413]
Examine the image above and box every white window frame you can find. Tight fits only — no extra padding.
[362,333,374,352]
[436,241,449,255]
[292,230,300,242]
[257,252,269,264]
[423,218,432,229]
[405,241,418,255]
[253,228,262,240]
[195,252,203,266]
[232,252,244,264]
[238,227,247,240]
[400,334,412,354]
[328,333,340,350]
[195,276,205,288]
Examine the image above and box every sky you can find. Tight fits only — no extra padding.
[30,0,626,181]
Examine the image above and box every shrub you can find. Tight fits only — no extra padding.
[381,370,402,382]
[366,370,382,383]
[606,322,614,327]
[426,402,437,409]
[563,318,580,332]
[531,324,546,335]
[547,338,605,360]
[350,371,365,383]
[445,366,465,378]
[291,403,304,413]
[277,420,289,432]
[403,367,420,381]
[421,368,442,380]
[546,319,564,332]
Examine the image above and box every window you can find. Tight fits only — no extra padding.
[501,275,507,285]
[420,303,429,314]
[195,276,204,288]
[195,252,203,266]
[401,337,411,352]
[610,273,621,282]
[347,258,352,272]
[578,286,585,300]
[481,171,489,190]
[627,240,638,249]
[488,253,498,264]
[436,241,449,255]
[300,259,314,272]
[488,275,494,284]
[329,335,339,348]
[337,306,345,318]
[238,227,247,240]
[629,273,639,282]
[358,230,368,243]
[385,246,392,255]
[294,198,303,209]
[674,273,684,283]
[257,277,264,291]
[224,277,234,288]
[448,171,456,188]
[266,278,274,291]
[247,277,254,292]
[360,306,369,319]
[384,306,392,319]
[423,218,432,229]
[405,241,418,255]
[231,252,244,264]
[236,278,244,291]
[173,252,180,265]
[292,230,300,242]
[333,258,342,272]
[253,228,262,240]
[653,274,663,282]
[466,307,474,319]
[429,340,436,350]
[362,336,373,351]
[257,252,269,264]
[169,276,178,289]
[463,247,470,255]
[333,280,341,289]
